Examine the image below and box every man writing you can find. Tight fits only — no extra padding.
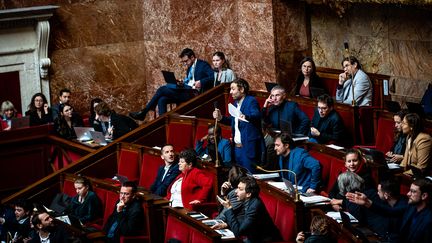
[150,144,180,197]
[309,94,345,144]
[130,48,214,120]
[104,181,145,242]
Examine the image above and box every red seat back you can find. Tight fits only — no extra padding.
[309,151,332,193]
[139,152,164,189]
[103,190,119,227]
[374,116,395,152]
[164,211,215,243]
[260,190,296,242]
[166,117,195,152]
[328,158,346,192]
[118,148,140,181]
[63,179,76,197]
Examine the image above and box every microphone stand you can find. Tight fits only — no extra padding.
[214,118,221,168]
[255,165,299,202]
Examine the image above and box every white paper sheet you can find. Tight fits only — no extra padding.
[228,103,248,122]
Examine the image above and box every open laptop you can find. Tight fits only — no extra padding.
[282,178,296,198]
[73,127,95,142]
[265,82,278,92]
[89,131,110,146]
[11,116,30,129]
[161,70,178,84]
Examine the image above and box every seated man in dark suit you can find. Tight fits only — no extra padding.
[0,199,32,242]
[94,102,138,140]
[130,48,214,120]
[262,85,310,135]
[309,94,345,144]
[213,176,282,243]
[104,181,145,243]
[150,144,180,197]
[51,88,71,121]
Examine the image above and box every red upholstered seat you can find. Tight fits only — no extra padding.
[62,179,76,197]
[138,152,164,189]
[297,103,315,120]
[117,148,140,182]
[164,211,215,243]
[309,151,332,193]
[166,117,195,152]
[260,190,296,242]
[102,190,119,228]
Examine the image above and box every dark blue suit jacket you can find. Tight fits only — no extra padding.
[224,197,281,243]
[186,59,214,92]
[278,147,321,192]
[262,100,310,135]
[150,164,180,197]
[221,95,263,169]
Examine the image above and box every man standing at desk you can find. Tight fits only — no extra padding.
[213,78,263,173]
[274,133,321,193]
[336,56,372,106]
[150,144,180,197]
[130,48,214,120]
[262,85,310,135]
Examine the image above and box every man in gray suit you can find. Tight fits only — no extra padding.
[336,56,372,106]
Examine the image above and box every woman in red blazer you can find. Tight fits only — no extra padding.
[0,100,22,131]
[167,149,214,210]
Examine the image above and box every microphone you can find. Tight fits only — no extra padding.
[255,165,299,202]
[213,100,220,167]
[213,101,218,110]
[344,41,349,51]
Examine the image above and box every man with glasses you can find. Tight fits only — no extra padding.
[104,181,145,242]
[262,85,310,135]
[346,178,432,243]
[309,94,345,144]
[336,56,372,106]
[129,48,214,120]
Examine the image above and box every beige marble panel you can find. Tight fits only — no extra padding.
[392,77,430,101]
[388,6,432,41]
[50,41,147,116]
[238,1,274,52]
[51,0,143,49]
[389,39,432,81]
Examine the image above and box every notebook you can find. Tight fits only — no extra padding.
[73,127,95,142]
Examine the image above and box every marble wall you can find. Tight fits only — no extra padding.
[311,4,432,104]
[2,0,306,118]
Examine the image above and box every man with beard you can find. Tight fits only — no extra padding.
[28,212,70,243]
[150,144,181,197]
[213,78,263,172]
[195,124,232,166]
[0,200,32,242]
[346,178,432,243]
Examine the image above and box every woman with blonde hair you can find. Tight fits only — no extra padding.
[0,100,22,130]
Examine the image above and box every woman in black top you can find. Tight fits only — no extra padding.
[54,103,84,139]
[25,93,53,126]
[385,109,408,163]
